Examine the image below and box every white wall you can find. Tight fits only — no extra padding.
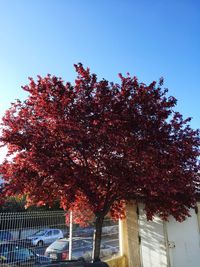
[138,206,200,267]
[166,209,200,267]
[138,204,168,267]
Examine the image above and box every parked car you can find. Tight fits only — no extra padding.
[0,230,13,242]
[45,237,118,261]
[0,241,51,266]
[74,227,94,238]
[45,237,92,261]
[26,228,63,246]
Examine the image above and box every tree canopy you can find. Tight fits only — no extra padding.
[0,64,199,260]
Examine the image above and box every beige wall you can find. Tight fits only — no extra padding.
[119,201,141,267]
[106,255,128,267]
[106,201,141,267]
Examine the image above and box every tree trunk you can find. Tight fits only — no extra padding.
[92,214,104,262]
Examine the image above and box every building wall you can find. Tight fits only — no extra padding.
[111,203,200,267]
[119,201,141,267]
[166,208,200,267]
[138,204,168,267]
[138,204,200,267]
[106,255,127,267]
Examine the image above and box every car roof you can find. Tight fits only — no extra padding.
[55,237,92,242]
[36,228,61,231]
[0,231,12,235]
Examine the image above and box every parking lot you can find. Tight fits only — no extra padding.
[0,211,119,263]
[27,225,119,260]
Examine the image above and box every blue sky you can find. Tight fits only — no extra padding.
[0,0,199,130]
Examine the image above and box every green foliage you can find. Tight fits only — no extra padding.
[0,196,61,212]
[0,196,26,212]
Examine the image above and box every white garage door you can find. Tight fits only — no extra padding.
[166,209,200,267]
[139,204,168,267]
[139,206,200,267]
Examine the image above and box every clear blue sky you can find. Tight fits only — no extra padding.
[0,0,199,130]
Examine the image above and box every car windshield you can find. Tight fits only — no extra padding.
[48,240,69,251]
[0,231,10,238]
[0,244,8,255]
[0,244,34,257]
[32,230,47,236]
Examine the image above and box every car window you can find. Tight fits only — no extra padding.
[0,244,9,257]
[46,231,52,236]
[72,240,92,250]
[72,240,82,249]
[53,230,59,235]
[0,231,12,240]
[48,240,69,250]
[1,245,34,262]
[33,230,47,236]
[10,247,32,261]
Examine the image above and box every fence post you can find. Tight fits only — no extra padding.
[18,229,22,240]
[68,211,73,260]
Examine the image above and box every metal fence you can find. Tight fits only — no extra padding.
[0,210,119,264]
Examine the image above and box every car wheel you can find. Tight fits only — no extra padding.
[37,240,44,246]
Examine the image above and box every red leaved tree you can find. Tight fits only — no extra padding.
[0,64,199,261]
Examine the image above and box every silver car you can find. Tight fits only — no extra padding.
[45,237,118,261]
[26,228,63,246]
